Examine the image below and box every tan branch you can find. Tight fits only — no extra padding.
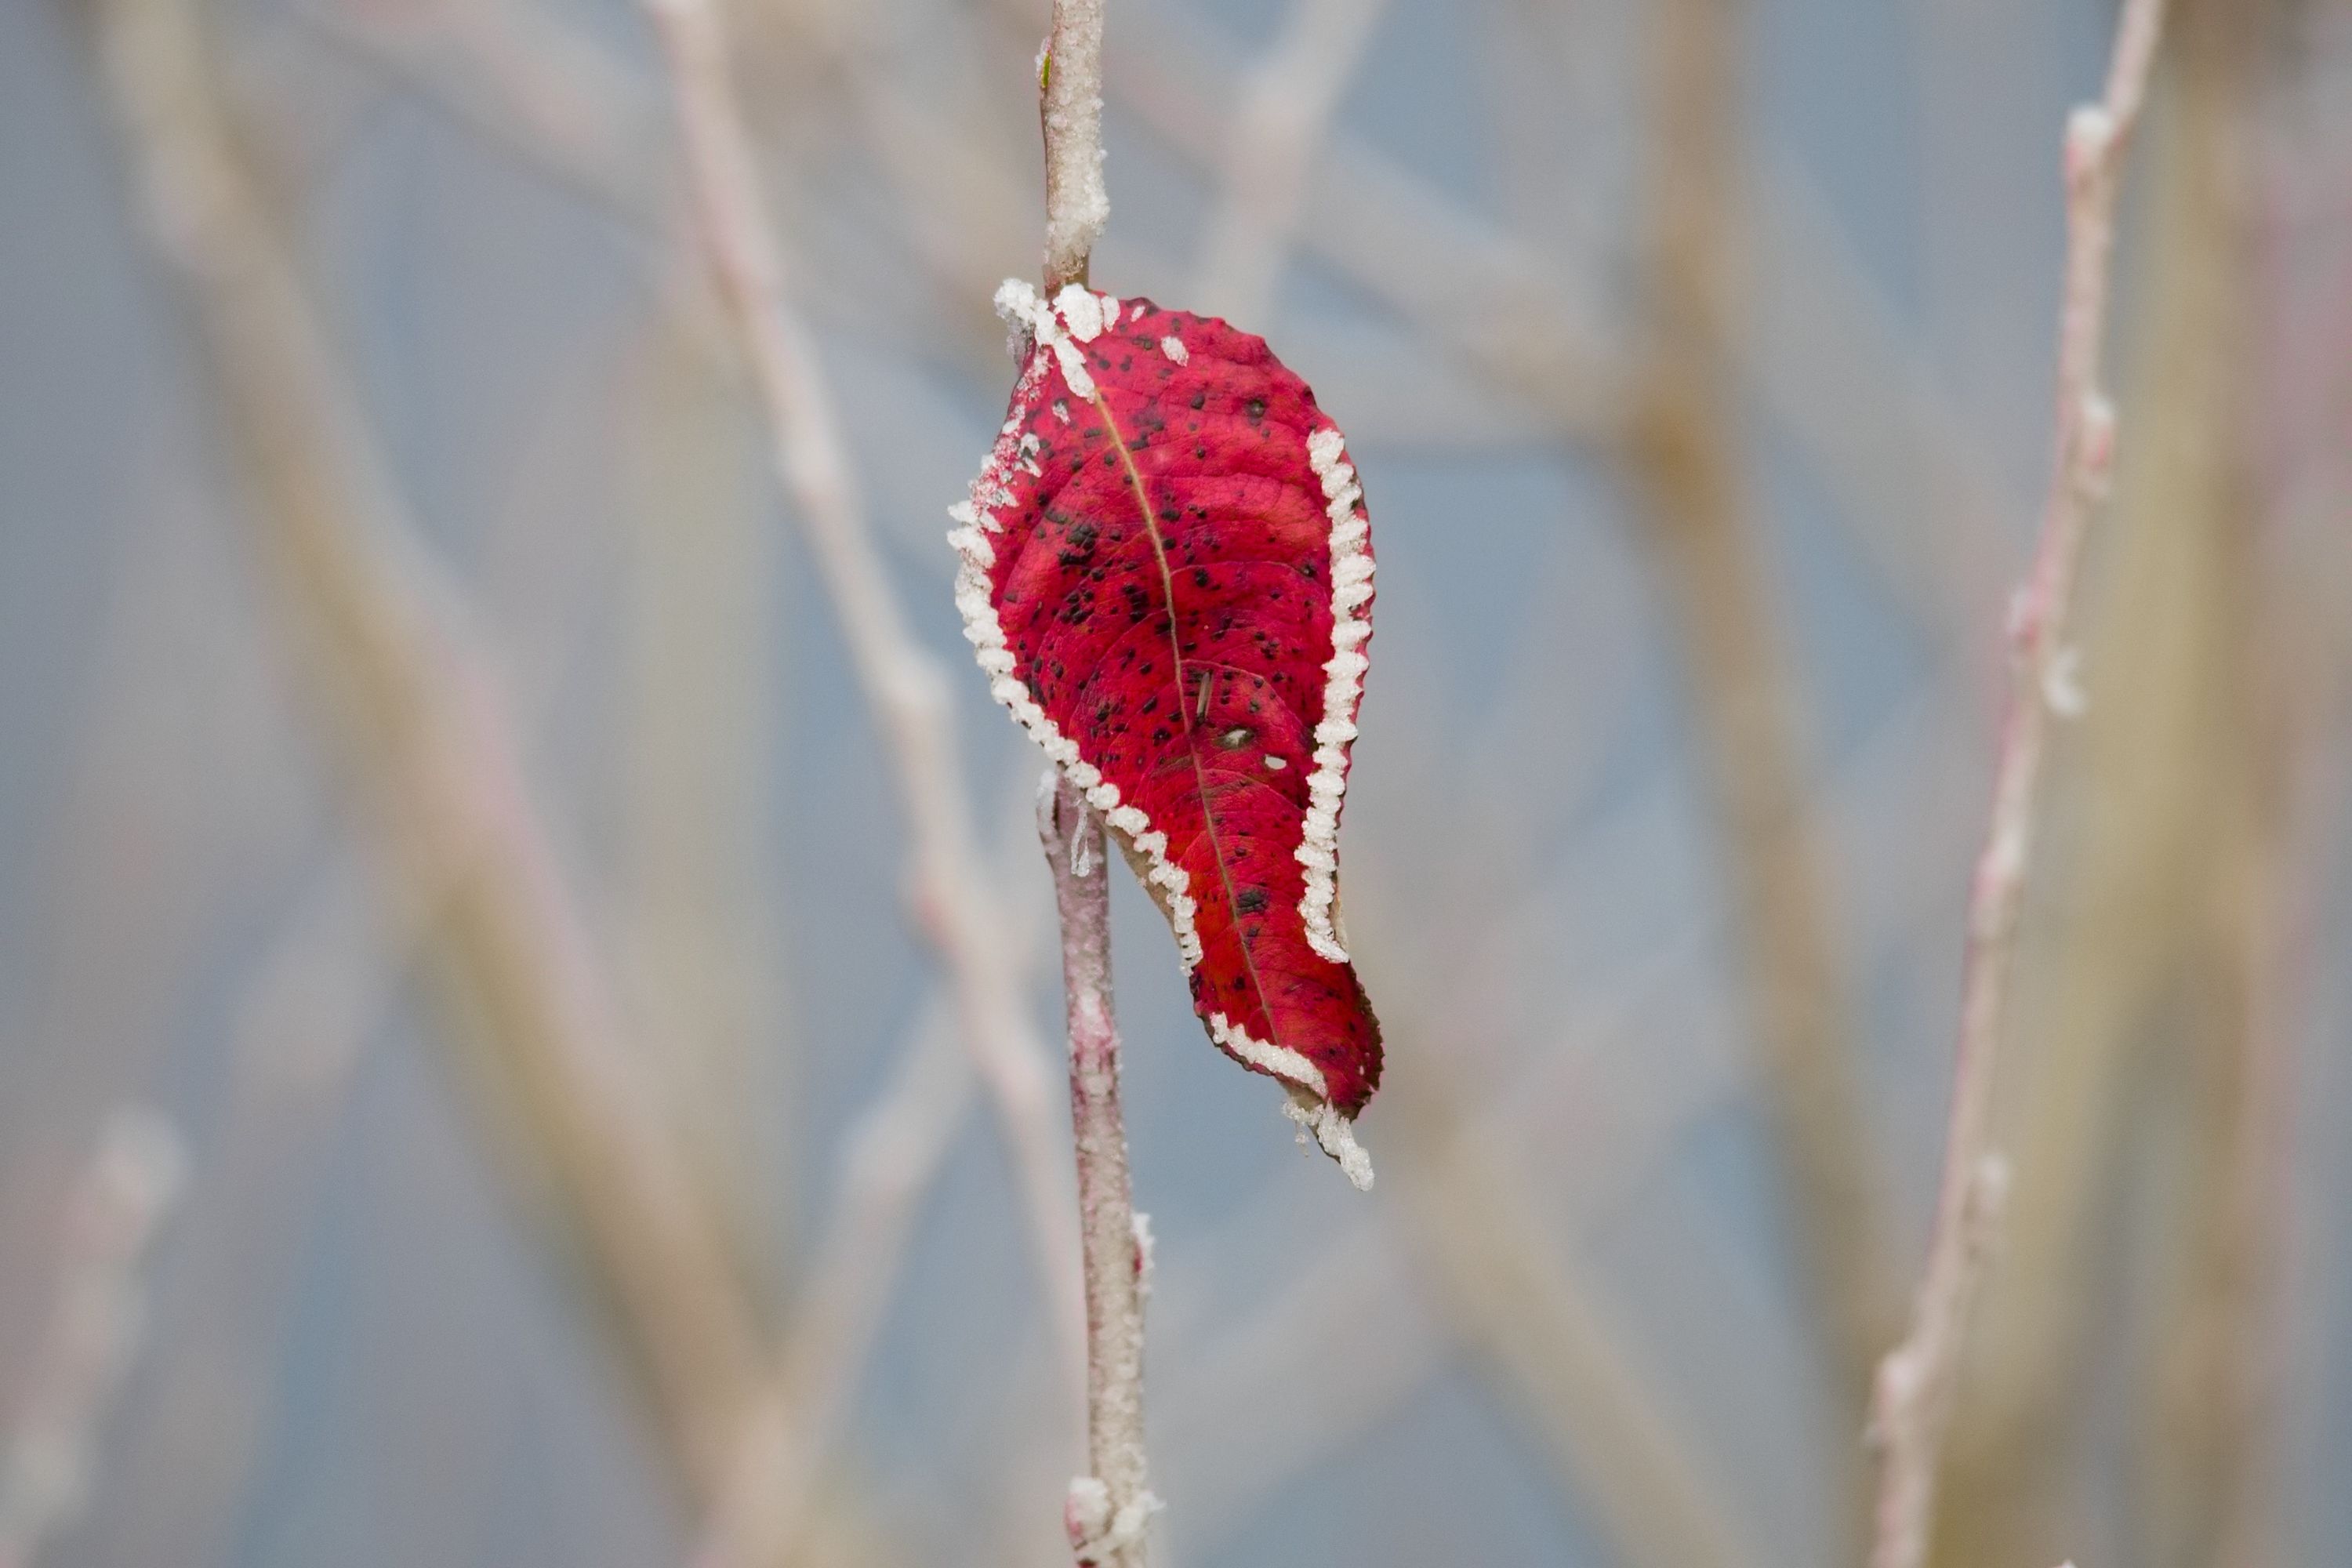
[1040,778,1158,1567]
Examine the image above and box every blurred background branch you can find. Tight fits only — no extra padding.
[1626,0,1896,1448]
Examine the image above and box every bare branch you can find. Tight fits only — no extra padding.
[1868,5,2172,1566]
[1040,776,1158,1568]
[1385,1089,1748,1568]
[694,793,1055,1568]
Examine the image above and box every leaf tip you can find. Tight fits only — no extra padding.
[1284,1089,1374,1192]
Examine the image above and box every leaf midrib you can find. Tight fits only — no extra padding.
[1091,388,1287,1053]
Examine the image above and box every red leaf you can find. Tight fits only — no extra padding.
[951,281,1381,1187]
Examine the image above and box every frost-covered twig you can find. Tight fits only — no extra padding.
[1084,0,2003,643]
[1040,776,1159,1568]
[0,1110,185,1568]
[1868,5,2170,1566]
[1040,0,1109,291]
[1033,8,1158,1561]
[642,0,1086,1384]
[1191,0,1388,325]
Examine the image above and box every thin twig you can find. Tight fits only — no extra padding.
[1933,3,2280,1556]
[641,0,1086,1385]
[1040,0,1109,292]
[290,0,662,216]
[1040,775,1157,1568]
[1867,5,2171,1566]
[99,862,382,1566]
[1034,5,1159,1560]
[1077,667,1991,1567]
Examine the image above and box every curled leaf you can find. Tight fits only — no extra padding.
[951,281,1381,1187]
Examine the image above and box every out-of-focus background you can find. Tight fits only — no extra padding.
[2,0,2347,1564]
